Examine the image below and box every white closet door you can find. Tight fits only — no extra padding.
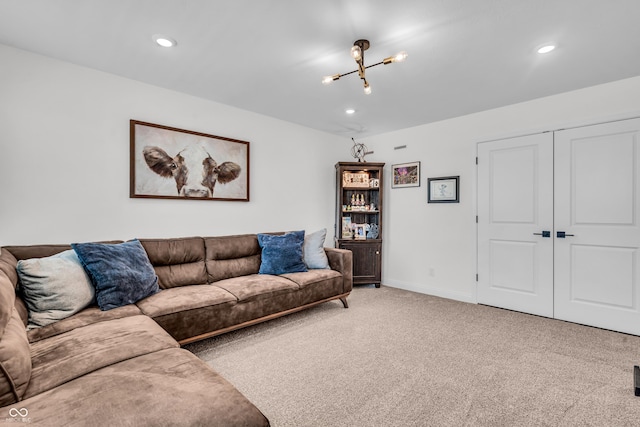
[477,133,554,317]
[554,118,640,335]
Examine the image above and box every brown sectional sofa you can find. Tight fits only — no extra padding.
[0,233,353,426]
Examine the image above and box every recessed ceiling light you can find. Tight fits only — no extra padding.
[345,109,356,115]
[153,34,177,48]
[537,44,556,54]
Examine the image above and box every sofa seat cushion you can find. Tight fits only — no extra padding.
[24,315,178,399]
[11,348,269,426]
[280,269,342,288]
[215,274,299,302]
[281,270,345,307]
[136,284,237,318]
[27,304,142,344]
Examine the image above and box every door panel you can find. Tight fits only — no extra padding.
[572,133,635,225]
[554,118,640,335]
[570,245,635,308]
[489,240,537,294]
[477,133,554,317]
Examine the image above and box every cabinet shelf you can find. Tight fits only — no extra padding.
[343,187,379,191]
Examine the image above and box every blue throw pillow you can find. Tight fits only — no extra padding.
[257,231,308,275]
[71,239,160,311]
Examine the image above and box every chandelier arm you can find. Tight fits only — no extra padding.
[337,69,359,78]
[364,61,385,70]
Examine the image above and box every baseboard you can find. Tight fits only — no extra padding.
[383,280,475,304]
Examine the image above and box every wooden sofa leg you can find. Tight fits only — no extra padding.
[340,297,349,308]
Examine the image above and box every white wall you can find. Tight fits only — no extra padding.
[4,43,640,304]
[0,44,345,245]
[364,75,640,303]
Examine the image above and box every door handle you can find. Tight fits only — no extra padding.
[533,231,551,238]
[556,231,575,238]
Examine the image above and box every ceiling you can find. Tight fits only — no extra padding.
[1,0,640,138]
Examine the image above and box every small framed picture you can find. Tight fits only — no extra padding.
[428,176,459,203]
[343,172,370,188]
[353,224,367,240]
[341,217,353,239]
[392,161,420,188]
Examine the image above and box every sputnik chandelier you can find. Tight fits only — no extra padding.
[322,39,407,95]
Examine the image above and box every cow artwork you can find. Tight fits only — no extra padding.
[130,120,249,201]
[143,145,241,198]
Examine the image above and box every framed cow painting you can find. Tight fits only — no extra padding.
[130,120,250,201]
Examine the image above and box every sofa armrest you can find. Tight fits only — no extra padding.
[324,248,352,294]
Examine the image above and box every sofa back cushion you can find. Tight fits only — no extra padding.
[0,249,27,326]
[0,250,31,406]
[139,237,208,288]
[205,234,261,283]
[2,244,74,263]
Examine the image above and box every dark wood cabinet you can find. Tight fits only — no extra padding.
[335,162,384,287]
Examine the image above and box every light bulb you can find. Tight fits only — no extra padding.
[393,51,408,62]
[322,74,340,85]
[383,51,408,64]
[350,45,362,60]
[364,83,372,95]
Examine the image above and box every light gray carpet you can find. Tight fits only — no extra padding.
[185,285,640,426]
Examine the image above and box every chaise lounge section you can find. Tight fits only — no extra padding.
[0,232,352,426]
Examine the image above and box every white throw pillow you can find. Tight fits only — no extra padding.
[303,229,330,269]
[17,249,96,329]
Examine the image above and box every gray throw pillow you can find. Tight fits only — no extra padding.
[303,228,330,269]
[17,249,96,330]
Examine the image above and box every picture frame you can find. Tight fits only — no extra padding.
[392,161,420,188]
[353,224,367,240]
[130,120,249,201]
[341,217,353,239]
[427,176,459,203]
[343,172,370,188]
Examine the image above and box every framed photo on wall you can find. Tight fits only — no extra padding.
[130,120,250,201]
[428,176,459,203]
[392,161,421,188]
